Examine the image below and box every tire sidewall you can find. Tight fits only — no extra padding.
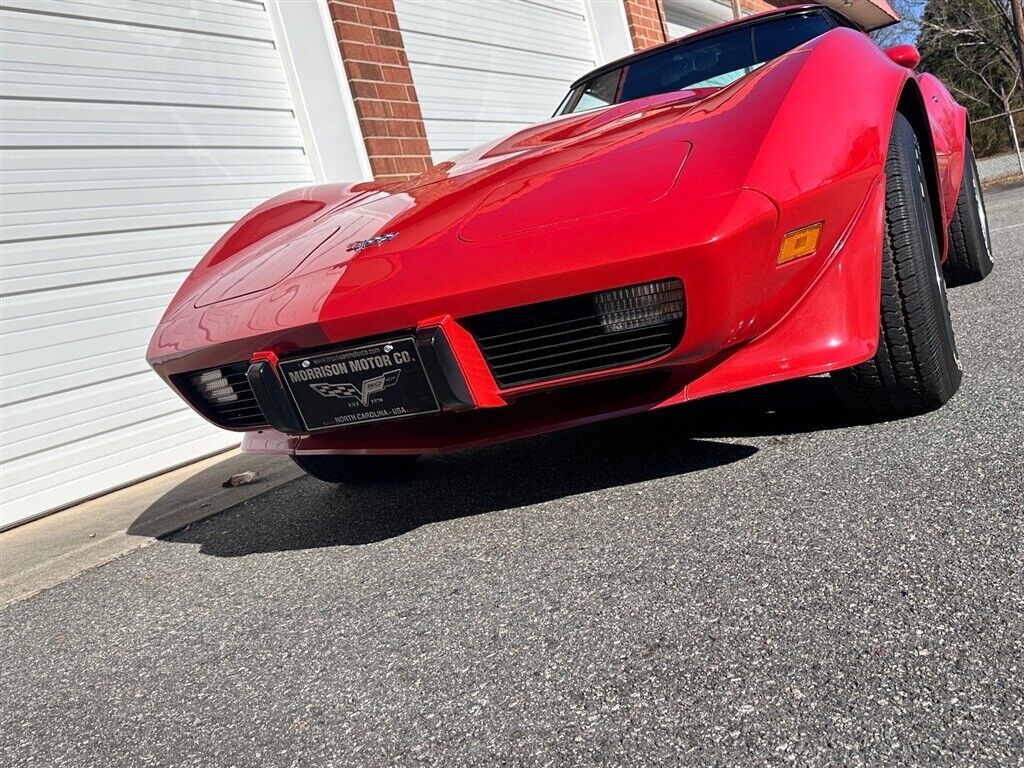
[965,140,993,260]
[908,124,961,372]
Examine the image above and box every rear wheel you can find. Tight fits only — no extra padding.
[292,454,419,484]
[944,138,994,286]
[833,113,961,416]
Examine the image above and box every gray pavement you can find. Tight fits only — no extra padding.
[2,183,1022,767]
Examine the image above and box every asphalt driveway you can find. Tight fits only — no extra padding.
[2,183,1022,767]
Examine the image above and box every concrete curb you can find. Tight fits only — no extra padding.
[0,450,304,609]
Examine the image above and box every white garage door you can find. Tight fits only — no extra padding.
[665,0,733,39]
[0,0,315,527]
[394,0,599,161]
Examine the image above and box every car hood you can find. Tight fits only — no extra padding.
[182,89,711,309]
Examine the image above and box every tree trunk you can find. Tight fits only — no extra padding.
[1003,93,1024,176]
[1012,0,1024,89]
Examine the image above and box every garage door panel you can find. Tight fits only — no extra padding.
[0,415,237,530]
[0,47,288,94]
[4,179,308,220]
[1,226,226,295]
[16,0,275,41]
[665,0,734,38]
[6,169,310,196]
[1,147,309,186]
[401,30,592,82]
[5,310,168,366]
[1,11,279,61]
[396,0,597,161]
[398,0,595,62]
[3,274,189,333]
[3,376,188,462]
[2,127,298,150]
[412,68,568,123]
[0,0,314,524]
[2,63,293,113]
[1,101,305,147]
[1,21,287,81]
[3,199,256,243]
[3,352,153,410]
[424,119,542,153]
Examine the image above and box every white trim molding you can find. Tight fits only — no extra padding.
[583,0,634,64]
[266,0,372,183]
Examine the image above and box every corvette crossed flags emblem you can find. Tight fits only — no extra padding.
[310,369,401,407]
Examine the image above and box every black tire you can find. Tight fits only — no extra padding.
[944,138,994,287]
[832,113,961,416]
[291,453,419,483]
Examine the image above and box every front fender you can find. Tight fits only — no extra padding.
[745,28,908,224]
[658,29,916,398]
[918,72,968,227]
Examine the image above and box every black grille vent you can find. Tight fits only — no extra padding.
[178,362,268,429]
[463,280,685,389]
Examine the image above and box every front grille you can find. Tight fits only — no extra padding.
[178,361,269,429]
[463,280,686,389]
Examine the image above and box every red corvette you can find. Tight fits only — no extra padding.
[148,4,994,483]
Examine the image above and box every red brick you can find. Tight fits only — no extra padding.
[394,156,430,174]
[385,120,420,138]
[339,41,372,62]
[386,101,422,120]
[380,65,413,85]
[370,156,397,176]
[348,79,378,99]
[376,81,411,101]
[330,0,442,180]
[359,118,390,137]
[351,61,384,81]
[357,99,389,118]
[372,46,405,66]
[366,8,394,27]
[399,138,430,155]
[328,2,359,24]
[336,21,374,44]
[375,28,403,48]
[623,0,666,50]
[365,137,403,155]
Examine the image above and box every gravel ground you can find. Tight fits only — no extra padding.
[2,183,1021,767]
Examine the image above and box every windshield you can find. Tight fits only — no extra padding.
[556,12,835,115]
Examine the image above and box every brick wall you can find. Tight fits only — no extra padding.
[623,0,668,50]
[624,0,789,52]
[326,0,432,182]
[326,0,792,179]
[741,0,782,13]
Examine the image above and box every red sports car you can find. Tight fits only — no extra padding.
[148,3,994,483]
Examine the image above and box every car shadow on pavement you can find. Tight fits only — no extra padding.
[674,375,883,439]
[132,377,880,555]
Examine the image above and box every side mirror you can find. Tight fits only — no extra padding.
[885,44,921,69]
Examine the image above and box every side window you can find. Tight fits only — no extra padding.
[753,13,834,61]
[573,69,621,112]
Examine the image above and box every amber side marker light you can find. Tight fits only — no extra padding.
[778,223,823,265]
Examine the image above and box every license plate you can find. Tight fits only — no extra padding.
[279,337,439,431]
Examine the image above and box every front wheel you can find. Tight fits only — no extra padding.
[291,453,420,484]
[832,113,961,416]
